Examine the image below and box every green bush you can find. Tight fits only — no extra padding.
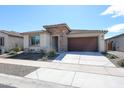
[47,50,56,57]
[119,59,124,67]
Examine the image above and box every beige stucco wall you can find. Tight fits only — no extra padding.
[23,32,51,52]
[8,36,23,50]
[23,31,106,52]
[98,33,105,52]
[117,36,124,51]
[24,35,29,49]
[0,32,9,52]
[68,32,105,52]
[68,33,100,37]
[40,33,51,52]
[0,32,23,52]
[106,35,124,52]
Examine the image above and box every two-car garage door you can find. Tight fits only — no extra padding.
[68,37,98,51]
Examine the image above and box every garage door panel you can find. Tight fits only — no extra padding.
[68,37,98,51]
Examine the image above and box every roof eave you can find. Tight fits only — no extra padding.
[43,23,71,31]
[70,29,108,34]
[21,30,46,35]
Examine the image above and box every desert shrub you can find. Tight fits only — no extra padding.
[47,50,56,58]
[42,56,48,61]
[40,49,46,56]
[105,53,118,59]
[119,59,124,67]
[10,47,21,52]
[8,50,17,55]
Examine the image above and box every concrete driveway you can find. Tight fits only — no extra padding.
[53,52,115,67]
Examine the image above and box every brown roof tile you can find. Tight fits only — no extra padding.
[0,30,23,37]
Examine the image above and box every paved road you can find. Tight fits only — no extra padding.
[0,63,38,77]
[53,52,115,67]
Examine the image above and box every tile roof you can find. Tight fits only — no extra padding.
[0,30,23,37]
[43,23,70,30]
[70,29,108,34]
[21,30,45,35]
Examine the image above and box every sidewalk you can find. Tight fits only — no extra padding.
[0,58,124,77]
[0,73,73,88]
[0,58,124,87]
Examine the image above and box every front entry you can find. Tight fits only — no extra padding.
[52,36,58,52]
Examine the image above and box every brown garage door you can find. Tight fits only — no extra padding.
[68,37,98,51]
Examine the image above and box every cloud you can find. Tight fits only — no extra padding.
[108,23,124,32]
[101,5,124,18]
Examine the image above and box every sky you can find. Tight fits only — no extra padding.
[0,5,124,38]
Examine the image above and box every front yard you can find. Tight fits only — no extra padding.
[103,52,124,67]
[0,50,59,62]
[0,48,121,68]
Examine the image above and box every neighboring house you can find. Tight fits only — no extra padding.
[106,33,124,52]
[0,30,23,53]
[22,23,107,53]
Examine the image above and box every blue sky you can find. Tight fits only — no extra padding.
[0,5,124,38]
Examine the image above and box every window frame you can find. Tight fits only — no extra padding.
[0,37,4,46]
[30,35,40,46]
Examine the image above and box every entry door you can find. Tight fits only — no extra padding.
[52,36,58,52]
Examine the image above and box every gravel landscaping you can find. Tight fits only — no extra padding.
[103,52,124,67]
[107,58,121,67]
[8,52,43,60]
[4,52,59,62]
[0,63,39,77]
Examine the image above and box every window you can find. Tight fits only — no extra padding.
[0,37,4,46]
[30,35,40,46]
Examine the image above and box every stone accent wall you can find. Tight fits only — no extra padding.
[59,32,68,51]
[106,35,124,52]
[46,26,69,52]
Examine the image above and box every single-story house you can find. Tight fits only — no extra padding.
[0,30,23,53]
[22,23,107,53]
[106,33,124,52]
